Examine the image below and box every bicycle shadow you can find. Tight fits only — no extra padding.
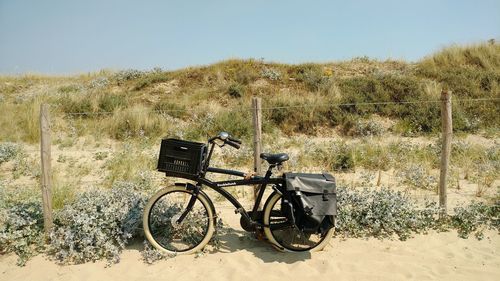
[210,228,311,264]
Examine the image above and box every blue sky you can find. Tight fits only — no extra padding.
[0,0,498,74]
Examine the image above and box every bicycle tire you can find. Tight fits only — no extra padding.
[263,191,334,252]
[143,186,215,255]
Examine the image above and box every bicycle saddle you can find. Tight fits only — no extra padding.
[260,153,289,164]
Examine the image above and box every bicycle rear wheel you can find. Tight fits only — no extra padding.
[263,192,334,252]
[143,186,215,254]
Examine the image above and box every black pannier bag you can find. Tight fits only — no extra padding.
[282,173,337,234]
[157,138,207,180]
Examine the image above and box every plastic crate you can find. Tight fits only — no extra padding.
[157,138,207,179]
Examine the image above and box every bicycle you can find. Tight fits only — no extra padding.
[143,132,336,254]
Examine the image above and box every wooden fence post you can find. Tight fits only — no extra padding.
[439,90,452,215]
[252,97,262,201]
[40,104,53,237]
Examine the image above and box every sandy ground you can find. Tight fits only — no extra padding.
[1,135,498,280]
[1,207,499,281]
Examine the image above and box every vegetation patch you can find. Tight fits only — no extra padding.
[336,187,499,241]
[48,183,146,265]
[0,183,498,266]
[0,199,45,266]
[0,142,21,165]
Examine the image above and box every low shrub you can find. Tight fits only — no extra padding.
[141,240,174,264]
[293,64,330,92]
[212,109,253,138]
[12,149,40,179]
[0,183,497,266]
[0,200,45,266]
[265,96,341,134]
[58,94,93,117]
[341,117,385,137]
[451,201,499,239]
[227,83,245,98]
[112,69,145,85]
[336,187,499,241]
[98,93,127,112]
[396,163,437,190]
[0,142,20,165]
[331,142,355,171]
[261,67,281,81]
[337,75,445,134]
[89,77,109,89]
[335,187,440,240]
[48,184,147,265]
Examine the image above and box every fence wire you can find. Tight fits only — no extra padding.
[53,97,500,116]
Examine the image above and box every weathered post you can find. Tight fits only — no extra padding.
[40,104,53,237]
[439,90,452,216]
[251,97,262,201]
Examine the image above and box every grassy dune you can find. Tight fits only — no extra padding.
[0,42,498,199]
[0,43,499,269]
[0,42,498,144]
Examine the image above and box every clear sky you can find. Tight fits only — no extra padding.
[0,0,498,74]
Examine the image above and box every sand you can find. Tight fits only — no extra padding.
[1,135,498,280]
[1,207,499,281]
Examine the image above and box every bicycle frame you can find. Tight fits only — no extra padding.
[185,141,286,228]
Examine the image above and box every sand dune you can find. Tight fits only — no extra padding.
[1,209,498,281]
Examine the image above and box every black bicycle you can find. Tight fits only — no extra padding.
[143,132,336,254]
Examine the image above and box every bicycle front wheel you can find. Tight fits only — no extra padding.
[263,192,334,252]
[143,186,215,255]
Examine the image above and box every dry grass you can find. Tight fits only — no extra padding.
[419,42,500,71]
[0,41,498,144]
[0,98,42,143]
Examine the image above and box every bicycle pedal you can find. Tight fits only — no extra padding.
[255,230,267,241]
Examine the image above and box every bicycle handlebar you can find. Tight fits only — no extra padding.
[228,136,242,144]
[208,132,242,149]
[225,140,240,149]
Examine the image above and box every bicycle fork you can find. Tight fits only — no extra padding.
[174,182,201,224]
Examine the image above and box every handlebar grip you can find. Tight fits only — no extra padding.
[228,136,242,144]
[225,140,240,149]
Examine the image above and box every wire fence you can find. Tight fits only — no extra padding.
[29,94,497,219]
[51,97,500,116]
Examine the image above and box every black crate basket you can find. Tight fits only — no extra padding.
[157,138,207,180]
